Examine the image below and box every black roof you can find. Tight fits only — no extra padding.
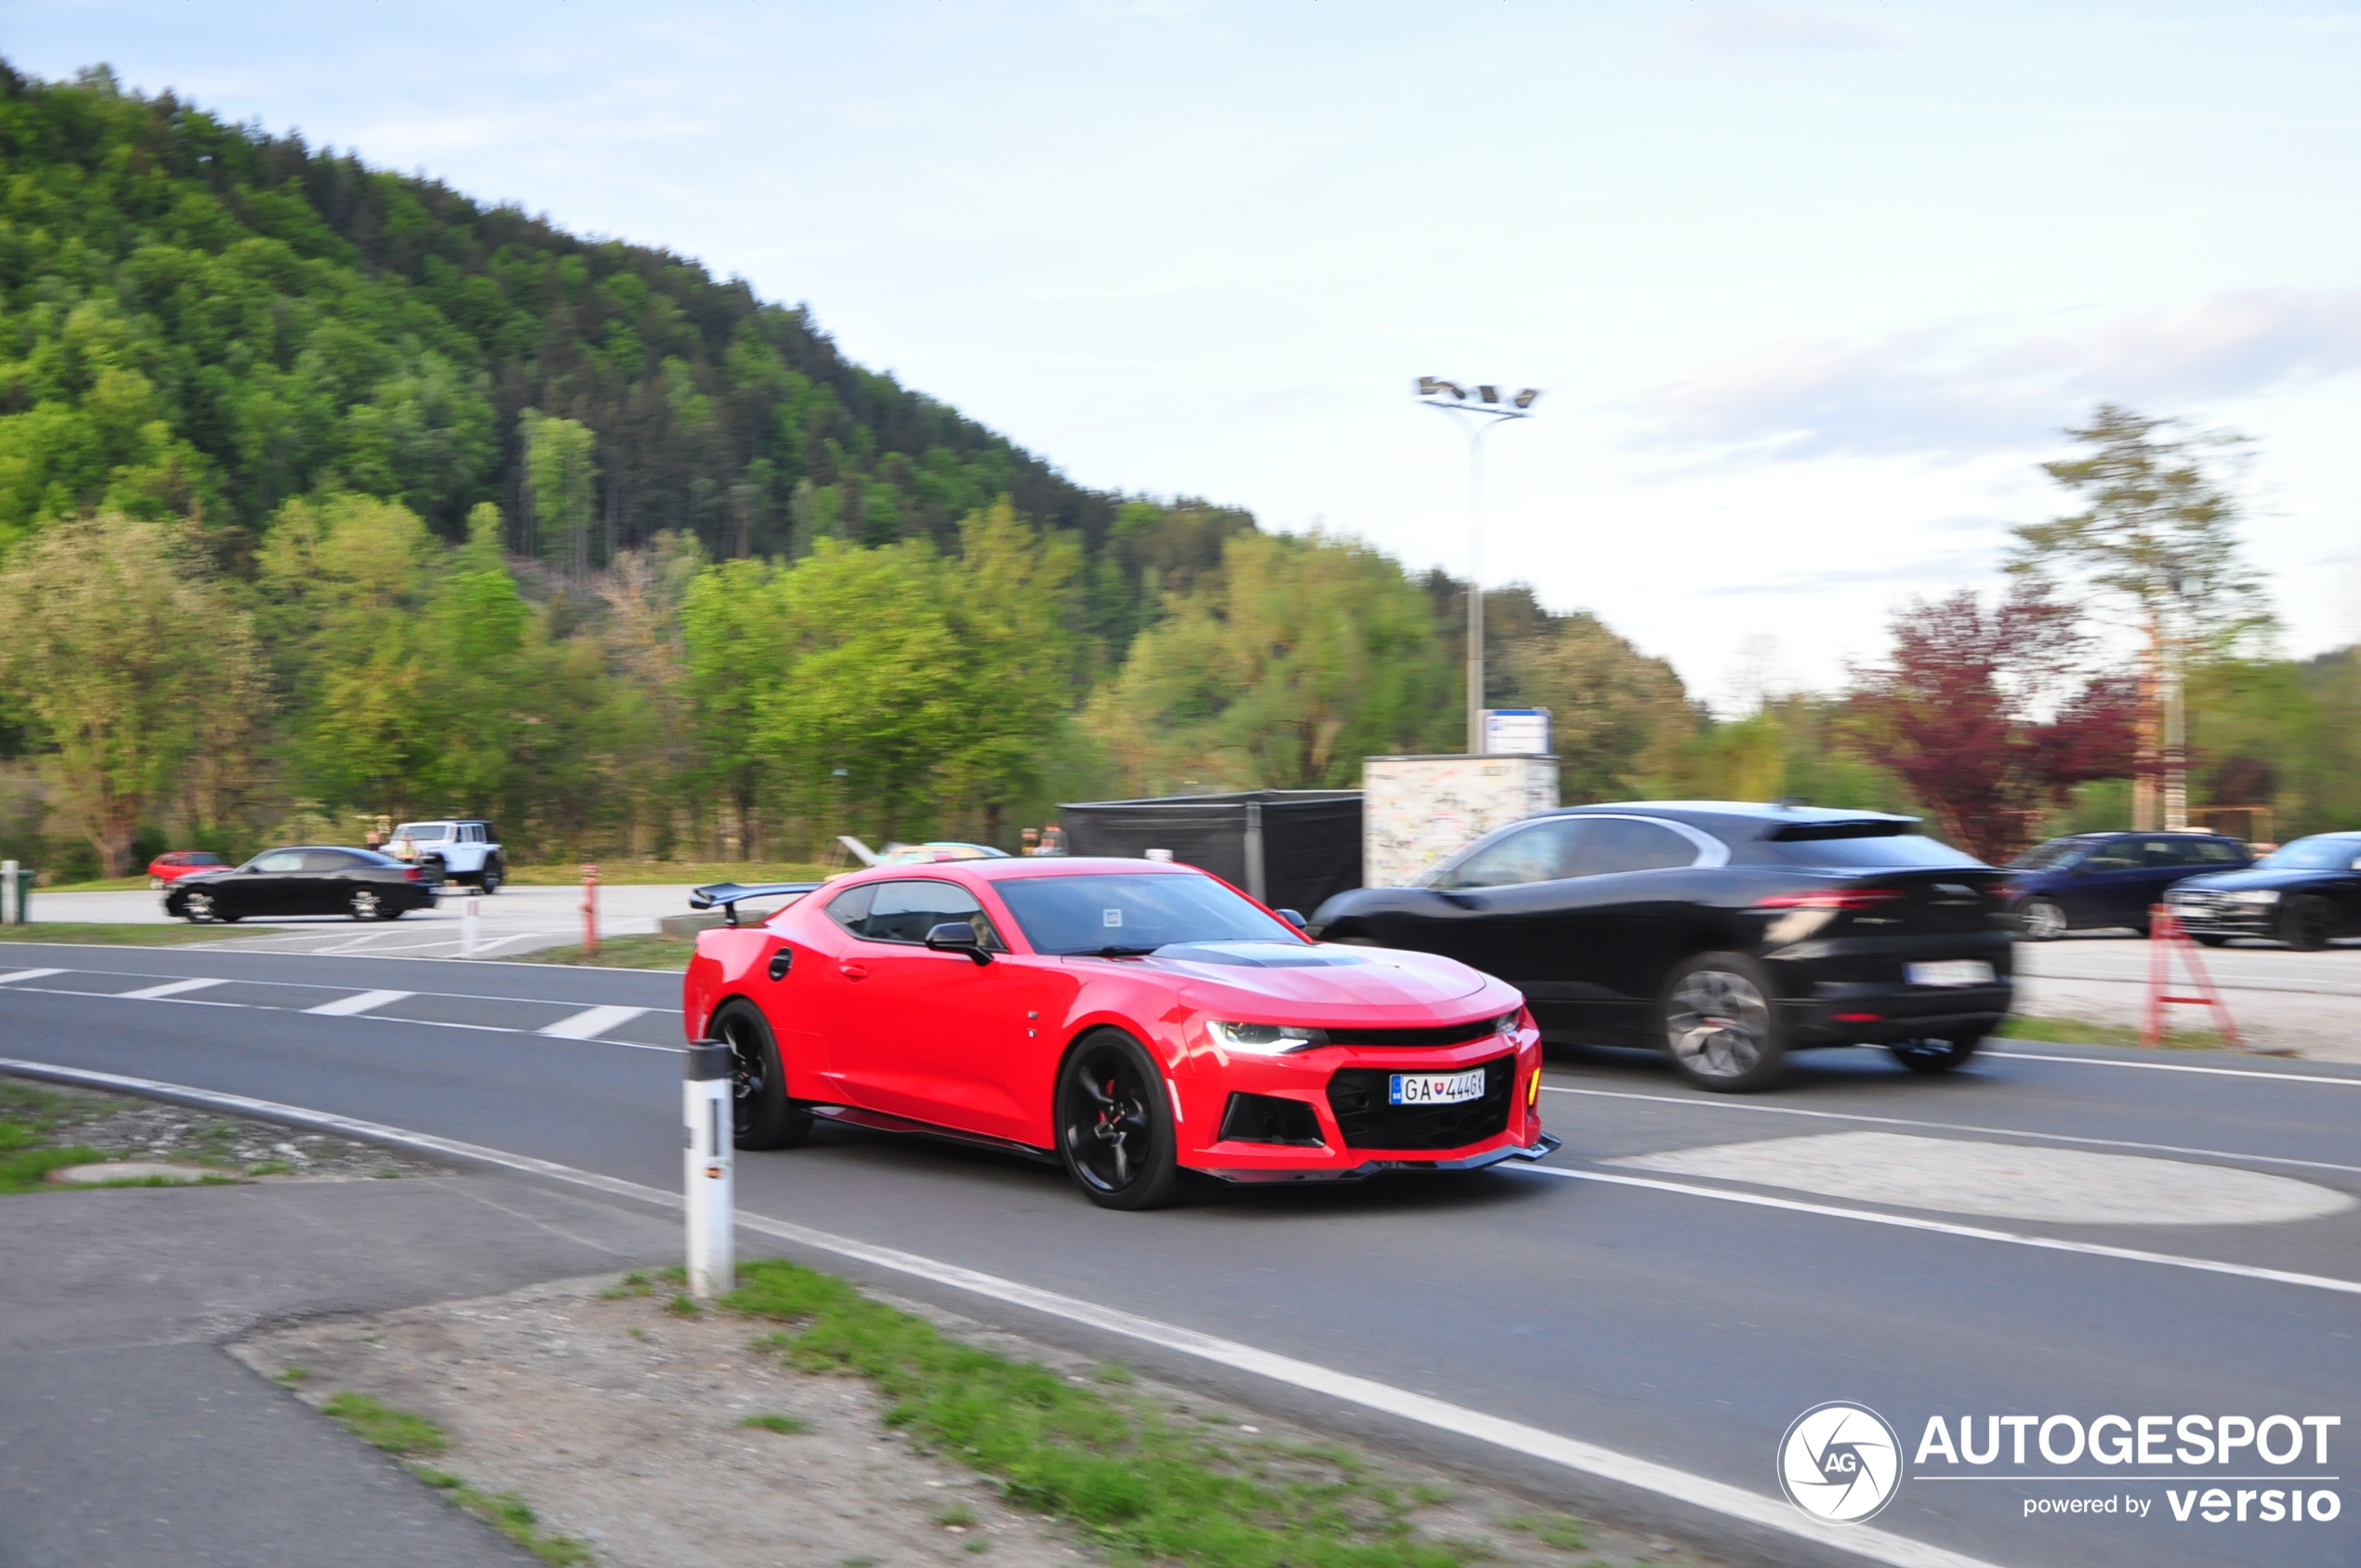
[1549,800,1919,838]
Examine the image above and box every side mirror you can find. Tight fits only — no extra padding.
[925,921,994,965]
[1277,908,1308,930]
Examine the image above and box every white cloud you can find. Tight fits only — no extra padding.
[1625,288,2361,466]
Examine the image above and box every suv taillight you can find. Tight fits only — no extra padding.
[1757,888,1902,911]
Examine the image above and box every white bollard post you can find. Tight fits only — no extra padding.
[683,1040,734,1299]
[461,894,481,958]
[1,860,16,926]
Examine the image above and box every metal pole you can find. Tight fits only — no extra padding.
[1243,800,1266,903]
[2162,626,2188,832]
[1466,422,1487,757]
[682,1040,734,1298]
[580,863,600,957]
[461,893,481,958]
[2,860,16,926]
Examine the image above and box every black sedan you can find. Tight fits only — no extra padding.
[2162,832,2361,950]
[1309,801,2011,1091]
[165,846,439,923]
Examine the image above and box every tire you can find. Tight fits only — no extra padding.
[710,999,811,1150]
[1662,953,1787,1093]
[349,889,386,921]
[180,890,218,924]
[2281,897,2333,952]
[1055,1029,1183,1210]
[2019,899,2068,942]
[1889,1034,1983,1074]
[480,858,502,894]
[2192,933,2230,948]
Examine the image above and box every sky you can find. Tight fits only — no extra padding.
[10,1,2361,708]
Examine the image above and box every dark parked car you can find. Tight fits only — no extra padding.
[1308,802,2011,1092]
[2002,831,2249,940]
[164,846,438,923]
[2162,832,2361,950]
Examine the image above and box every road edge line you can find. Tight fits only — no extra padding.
[0,1056,2006,1568]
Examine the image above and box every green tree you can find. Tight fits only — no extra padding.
[1498,612,1694,801]
[1088,533,1454,795]
[0,513,258,875]
[938,499,1085,844]
[521,411,600,581]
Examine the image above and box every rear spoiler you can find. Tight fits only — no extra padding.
[688,881,824,927]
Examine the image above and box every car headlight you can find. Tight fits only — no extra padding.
[1494,1010,1524,1034]
[2227,889,2281,904]
[1207,1021,1330,1055]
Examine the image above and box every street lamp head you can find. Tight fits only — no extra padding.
[1513,388,1540,409]
[1478,385,1499,403]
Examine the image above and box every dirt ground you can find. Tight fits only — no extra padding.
[6,1078,449,1179]
[233,1272,1716,1568]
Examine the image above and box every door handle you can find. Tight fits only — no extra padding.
[837,962,867,981]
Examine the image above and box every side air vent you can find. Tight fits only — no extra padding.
[1218,1092,1326,1147]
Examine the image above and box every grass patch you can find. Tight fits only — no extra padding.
[245,1159,296,1177]
[666,1292,701,1316]
[934,1502,979,1528]
[0,1142,108,1192]
[323,1391,450,1456]
[600,1269,655,1299]
[505,860,833,888]
[38,876,157,892]
[1501,1514,1588,1552]
[726,1258,1489,1568]
[0,922,245,945]
[516,931,697,970]
[740,1413,810,1434]
[1996,1014,2225,1051]
[277,1367,310,1384]
[415,1468,592,1566]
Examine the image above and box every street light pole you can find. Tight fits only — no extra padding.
[1417,380,1538,756]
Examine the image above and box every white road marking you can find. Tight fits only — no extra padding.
[0,968,64,985]
[1606,1131,2353,1226]
[539,1004,648,1040]
[302,989,413,1017]
[0,1057,2012,1568]
[1985,1049,2361,1087]
[114,977,230,1000]
[1539,1083,2361,1178]
[1518,1166,2361,1297]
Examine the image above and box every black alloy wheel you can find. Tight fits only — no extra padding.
[2019,899,2068,942]
[481,858,502,893]
[1662,952,1787,1093]
[2281,896,2333,953]
[1889,1034,1984,1074]
[1055,1029,1182,1210]
[710,1000,811,1150]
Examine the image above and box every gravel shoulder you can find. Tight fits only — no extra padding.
[235,1270,1715,1568]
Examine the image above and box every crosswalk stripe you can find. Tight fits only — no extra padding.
[539,1004,648,1040]
[304,989,413,1017]
[0,968,64,986]
[116,977,230,1001]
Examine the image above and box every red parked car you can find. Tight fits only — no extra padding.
[684,858,1556,1209]
[148,851,229,888]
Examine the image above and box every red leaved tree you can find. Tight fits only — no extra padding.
[1850,583,2138,864]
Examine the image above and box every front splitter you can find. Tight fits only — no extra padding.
[1197,1131,1563,1184]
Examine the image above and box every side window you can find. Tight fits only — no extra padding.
[1568,818,1698,876]
[303,850,363,872]
[2143,839,2186,868]
[857,879,1006,947]
[2083,840,2141,870]
[1432,821,1585,889]
[254,851,305,873]
[826,883,877,934]
[2187,840,2240,864]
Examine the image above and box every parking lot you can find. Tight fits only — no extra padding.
[2015,934,2361,1062]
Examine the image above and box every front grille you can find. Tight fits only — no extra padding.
[1326,1056,1514,1151]
[1324,1018,1505,1048]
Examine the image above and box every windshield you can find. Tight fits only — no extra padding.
[2009,838,2091,872]
[2256,836,2361,872]
[991,872,1301,955]
[1766,835,1985,869]
[392,823,453,840]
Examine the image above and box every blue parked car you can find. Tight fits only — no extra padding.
[2003,832,2251,940]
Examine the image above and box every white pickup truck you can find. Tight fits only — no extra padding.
[388,819,505,891]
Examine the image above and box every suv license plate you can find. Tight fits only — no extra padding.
[1907,960,1996,988]
[1390,1068,1486,1105]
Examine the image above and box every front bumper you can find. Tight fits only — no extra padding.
[2165,898,2275,937]
[1200,1131,1562,1184]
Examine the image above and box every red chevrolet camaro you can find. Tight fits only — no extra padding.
[683,857,1558,1209]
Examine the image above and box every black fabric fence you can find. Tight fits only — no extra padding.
[1057,790,1363,915]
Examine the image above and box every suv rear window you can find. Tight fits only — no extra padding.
[1765,834,1984,869]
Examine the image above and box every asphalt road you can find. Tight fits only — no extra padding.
[4,942,2356,1568]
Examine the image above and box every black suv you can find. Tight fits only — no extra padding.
[1309,801,2011,1091]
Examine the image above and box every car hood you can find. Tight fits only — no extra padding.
[2174,867,2328,894]
[1072,941,1498,1012]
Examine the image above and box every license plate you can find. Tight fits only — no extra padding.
[1390,1068,1486,1105]
[1907,960,1996,987]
